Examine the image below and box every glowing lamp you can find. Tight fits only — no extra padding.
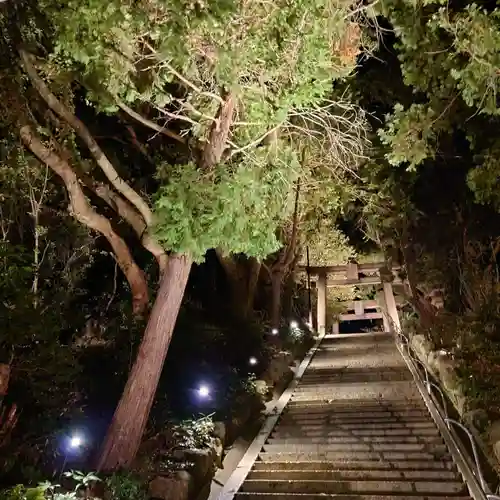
[197,385,210,398]
[69,435,82,448]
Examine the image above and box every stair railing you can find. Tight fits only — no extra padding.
[393,328,494,500]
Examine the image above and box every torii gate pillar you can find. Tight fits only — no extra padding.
[383,281,401,333]
[317,270,327,335]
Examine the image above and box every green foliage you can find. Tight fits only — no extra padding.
[172,415,215,450]
[0,485,46,500]
[379,103,440,170]
[0,243,81,435]
[104,472,147,500]
[467,142,500,210]
[301,220,356,266]
[374,0,500,177]
[42,0,360,119]
[154,157,298,260]
[0,472,100,500]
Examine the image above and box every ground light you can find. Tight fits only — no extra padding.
[70,435,82,448]
[290,320,299,329]
[197,384,210,398]
[271,328,279,335]
[60,433,84,478]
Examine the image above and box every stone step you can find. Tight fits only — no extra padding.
[258,451,452,461]
[239,479,467,495]
[271,427,440,438]
[262,443,448,453]
[248,469,460,481]
[281,409,430,419]
[252,460,457,471]
[267,435,443,445]
[278,415,433,425]
[234,494,471,500]
[284,402,427,412]
[274,421,437,431]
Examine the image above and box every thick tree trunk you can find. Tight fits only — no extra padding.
[97,253,192,470]
[97,93,236,470]
[216,251,261,318]
[20,125,149,315]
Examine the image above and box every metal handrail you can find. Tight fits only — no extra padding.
[446,418,489,493]
[391,325,494,498]
[429,381,449,424]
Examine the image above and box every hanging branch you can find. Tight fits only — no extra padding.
[19,49,154,227]
[20,125,149,315]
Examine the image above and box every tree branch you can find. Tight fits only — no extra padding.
[116,100,186,144]
[19,49,153,227]
[20,125,149,315]
[81,175,168,275]
[201,92,236,169]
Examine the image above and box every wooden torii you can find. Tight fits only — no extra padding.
[299,261,402,335]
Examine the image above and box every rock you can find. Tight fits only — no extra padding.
[427,350,441,377]
[149,471,192,500]
[213,421,226,442]
[489,420,500,464]
[263,351,293,384]
[464,409,489,433]
[212,437,224,468]
[254,379,268,396]
[410,334,432,364]
[435,354,460,393]
[172,448,213,484]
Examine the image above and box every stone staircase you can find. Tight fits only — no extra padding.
[232,332,472,499]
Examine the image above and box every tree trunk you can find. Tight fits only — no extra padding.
[97,253,192,470]
[20,125,149,315]
[97,92,236,470]
[270,272,282,329]
[216,251,261,318]
[244,259,261,316]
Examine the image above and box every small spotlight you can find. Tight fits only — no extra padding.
[271,328,279,335]
[290,320,299,329]
[249,356,258,366]
[69,435,82,448]
[197,385,210,398]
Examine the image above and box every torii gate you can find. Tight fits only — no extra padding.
[300,261,402,335]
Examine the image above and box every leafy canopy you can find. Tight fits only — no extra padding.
[39,0,365,259]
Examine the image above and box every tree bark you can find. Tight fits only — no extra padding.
[97,93,236,470]
[83,176,167,274]
[19,49,153,227]
[20,125,149,315]
[245,258,261,315]
[270,271,283,329]
[215,251,261,318]
[96,253,192,470]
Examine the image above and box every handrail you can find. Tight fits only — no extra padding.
[446,418,488,492]
[391,323,493,499]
